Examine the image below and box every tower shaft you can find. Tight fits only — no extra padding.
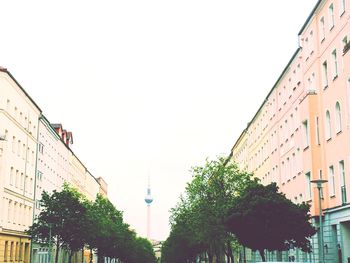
[147,204,151,239]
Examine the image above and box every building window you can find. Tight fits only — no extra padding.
[326,110,332,140]
[20,173,24,190]
[15,242,18,261]
[322,61,328,88]
[37,170,43,181]
[340,0,345,15]
[329,3,335,29]
[10,242,14,261]
[12,136,15,153]
[332,49,338,78]
[4,241,8,261]
[340,160,347,203]
[306,172,312,200]
[307,73,316,92]
[8,200,12,222]
[343,36,348,47]
[29,178,33,195]
[13,203,17,223]
[31,150,34,166]
[296,148,302,173]
[17,140,21,157]
[335,102,342,133]
[15,170,19,188]
[22,143,26,159]
[24,176,28,193]
[329,165,335,196]
[38,143,44,154]
[305,37,309,59]
[310,31,314,54]
[339,160,345,186]
[10,167,14,185]
[320,17,325,41]
[343,36,350,54]
[302,120,309,148]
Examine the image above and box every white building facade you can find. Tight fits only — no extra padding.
[0,67,41,263]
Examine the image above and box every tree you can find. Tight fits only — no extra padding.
[85,194,125,263]
[28,183,87,263]
[226,183,316,262]
[129,237,157,263]
[165,157,256,263]
[29,188,155,263]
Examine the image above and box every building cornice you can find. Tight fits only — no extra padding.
[0,67,42,113]
[298,0,325,36]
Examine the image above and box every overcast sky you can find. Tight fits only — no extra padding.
[1,0,316,241]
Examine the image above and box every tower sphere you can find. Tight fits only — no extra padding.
[145,195,153,204]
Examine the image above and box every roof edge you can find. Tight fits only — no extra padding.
[1,67,42,113]
[230,48,301,157]
[298,0,323,35]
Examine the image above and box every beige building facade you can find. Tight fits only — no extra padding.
[0,67,107,263]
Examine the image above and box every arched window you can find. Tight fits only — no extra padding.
[326,110,332,140]
[335,102,342,133]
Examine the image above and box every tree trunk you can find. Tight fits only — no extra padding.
[215,246,225,263]
[97,250,104,263]
[55,239,60,263]
[68,251,73,263]
[225,241,231,263]
[227,241,234,263]
[259,249,266,262]
[89,248,93,263]
[208,251,213,263]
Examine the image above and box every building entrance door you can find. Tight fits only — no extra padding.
[340,221,350,263]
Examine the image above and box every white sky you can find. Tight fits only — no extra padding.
[1,0,316,241]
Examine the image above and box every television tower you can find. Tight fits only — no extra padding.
[144,176,153,239]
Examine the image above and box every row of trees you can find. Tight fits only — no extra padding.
[161,157,316,262]
[28,184,156,263]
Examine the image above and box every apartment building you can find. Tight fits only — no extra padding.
[32,118,101,263]
[230,0,350,262]
[0,67,108,263]
[0,67,41,263]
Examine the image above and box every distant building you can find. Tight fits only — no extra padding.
[151,240,162,262]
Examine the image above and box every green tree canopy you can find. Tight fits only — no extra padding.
[164,156,256,263]
[226,182,316,262]
[28,183,87,263]
[29,185,156,263]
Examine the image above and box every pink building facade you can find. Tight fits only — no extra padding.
[230,0,350,262]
